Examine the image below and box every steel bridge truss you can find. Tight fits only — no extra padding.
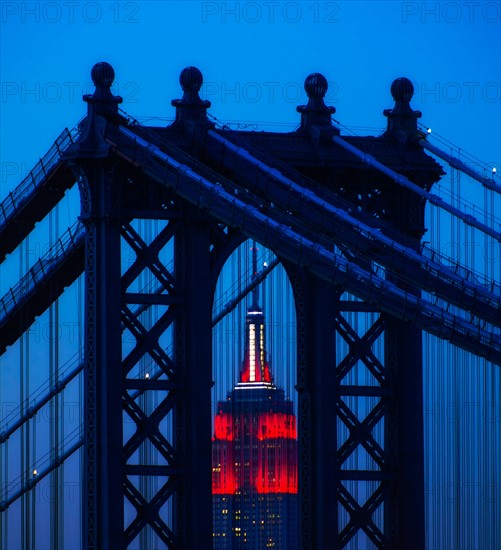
[72,155,243,547]
[2,63,500,549]
[66,120,425,549]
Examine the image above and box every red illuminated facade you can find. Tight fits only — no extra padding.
[212,250,298,549]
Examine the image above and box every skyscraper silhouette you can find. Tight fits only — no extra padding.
[212,246,298,549]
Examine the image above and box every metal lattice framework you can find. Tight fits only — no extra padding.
[1,62,500,549]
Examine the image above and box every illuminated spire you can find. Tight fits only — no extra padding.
[239,243,272,385]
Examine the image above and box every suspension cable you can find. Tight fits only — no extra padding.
[114,126,501,363]
[330,135,501,243]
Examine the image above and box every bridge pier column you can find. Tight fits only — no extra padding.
[174,206,214,548]
[299,276,339,549]
[63,61,126,549]
[80,161,125,549]
[386,320,425,548]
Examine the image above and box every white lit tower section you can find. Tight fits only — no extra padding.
[212,244,298,549]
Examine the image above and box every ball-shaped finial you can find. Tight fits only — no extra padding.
[180,67,203,93]
[304,73,328,99]
[390,77,414,102]
[90,62,115,87]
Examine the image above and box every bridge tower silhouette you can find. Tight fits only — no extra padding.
[1,61,500,550]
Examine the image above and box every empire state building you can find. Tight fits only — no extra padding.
[212,247,298,549]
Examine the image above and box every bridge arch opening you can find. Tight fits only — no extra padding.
[211,239,298,549]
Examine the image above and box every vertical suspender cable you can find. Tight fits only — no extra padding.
[433,197,441,550]
[454,165,460,548]
[78,273,84,548]
[56,204,63,550]
[20,240,26,550]
[50,207,57,549]
[436,194,442,550]
[0,301,6,550]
